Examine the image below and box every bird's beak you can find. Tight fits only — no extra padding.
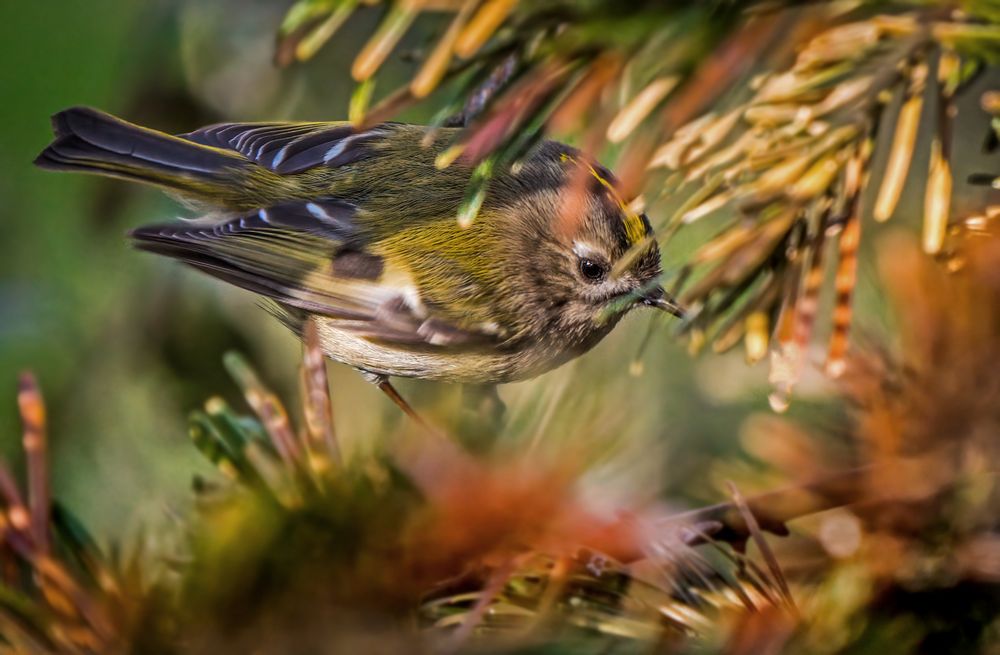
[641,286,686,319]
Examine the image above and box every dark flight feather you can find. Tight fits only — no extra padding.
[36,107,248,180]
[129,200,494,348]
[35,108,392,206]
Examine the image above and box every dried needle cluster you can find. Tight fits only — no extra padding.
[0,375,137,654]
[710,223,1000,653]
[661,12,998,407]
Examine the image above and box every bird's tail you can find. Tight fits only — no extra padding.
[34,106,254,203]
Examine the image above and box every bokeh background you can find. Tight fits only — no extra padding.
[1,1,996,543]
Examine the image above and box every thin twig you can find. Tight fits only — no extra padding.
[18,372,48,555]
[727,482,796,612]
[223,352,303,469]
[300,320,340,474]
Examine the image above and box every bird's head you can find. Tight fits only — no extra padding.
[487,143,684,344]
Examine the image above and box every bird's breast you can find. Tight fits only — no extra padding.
[315,320,579,384]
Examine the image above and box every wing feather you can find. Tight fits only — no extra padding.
[179,122,388,174]
[130,200,496,348]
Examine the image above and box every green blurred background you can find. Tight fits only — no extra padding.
[5,1,995,542]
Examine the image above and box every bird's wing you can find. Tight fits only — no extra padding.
[130,198,499,348]
[179,121,391,174]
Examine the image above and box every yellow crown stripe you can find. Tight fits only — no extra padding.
[560,153,647,245]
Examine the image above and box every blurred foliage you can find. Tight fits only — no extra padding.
[0,332,789,654]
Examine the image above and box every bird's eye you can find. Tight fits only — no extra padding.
[578,258,607,282]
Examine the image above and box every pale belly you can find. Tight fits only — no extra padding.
[316,320,573,384]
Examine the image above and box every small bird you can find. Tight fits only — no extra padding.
[35,107,683,421]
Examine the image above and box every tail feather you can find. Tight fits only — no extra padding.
[35,133,172,185]
[35,107,253,201]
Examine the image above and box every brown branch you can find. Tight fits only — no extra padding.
[662,467,870,547]
[300,320,340,474]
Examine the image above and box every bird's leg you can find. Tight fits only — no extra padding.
[358,370,437,435]
[378,380,429,428]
